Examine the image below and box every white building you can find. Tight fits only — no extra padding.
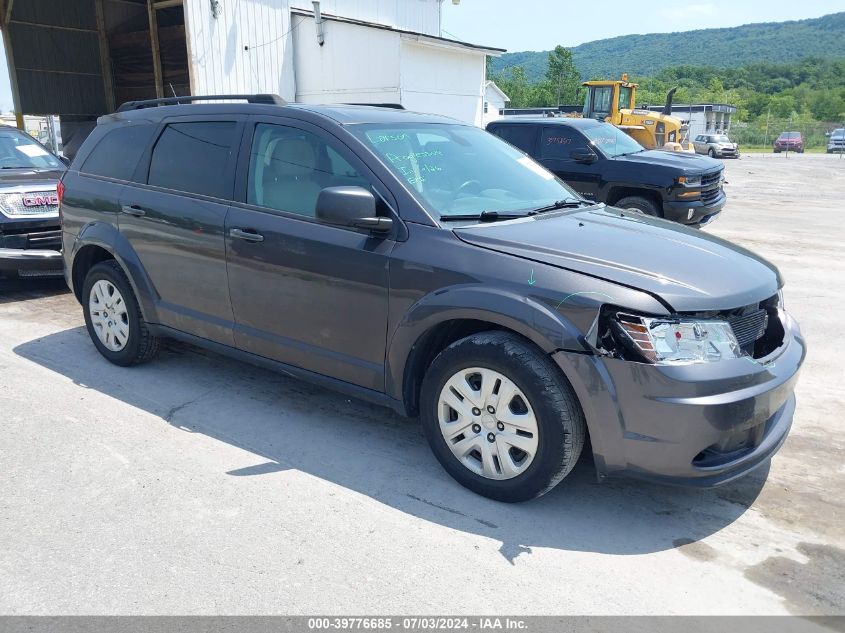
[1,0,504,128]
[481,80,510,126]
[645,103,737,138]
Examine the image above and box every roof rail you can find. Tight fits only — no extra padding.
[116,94,286,112]
[344,103,405,110]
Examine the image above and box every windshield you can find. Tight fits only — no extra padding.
[352,124,579,219]
[0,129,63,170]
[714,135,731,143]
[582,124,644,157]
[618,86,633,110]
[781,132,801,139]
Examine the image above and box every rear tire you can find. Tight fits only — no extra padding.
[614,195,661,217]
[82,260,160,366]
[420,331,586,502]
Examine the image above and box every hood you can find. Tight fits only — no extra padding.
[453,206,780,312]
[613,150,722,175]
[0,168,64,189]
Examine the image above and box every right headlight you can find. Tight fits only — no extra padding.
[610,312,742,364]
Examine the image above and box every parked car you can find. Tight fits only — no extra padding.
[693,133,739,159]
[487,118,726,227]
[826,128,845,154]
[61,95,804,502]
[0,126,66,278]
[774,131,804,153]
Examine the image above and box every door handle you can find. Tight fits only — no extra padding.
[121,204,146,217]
[229,228,264,243]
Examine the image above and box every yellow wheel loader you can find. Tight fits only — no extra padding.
[576,75,693,152]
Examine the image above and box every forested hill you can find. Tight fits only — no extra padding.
[491,12,845,81]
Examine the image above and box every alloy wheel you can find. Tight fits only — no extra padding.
[437,367,539,480]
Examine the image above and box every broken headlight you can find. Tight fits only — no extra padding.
[610,312,742,364]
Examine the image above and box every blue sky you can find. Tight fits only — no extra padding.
[1,1,842,112]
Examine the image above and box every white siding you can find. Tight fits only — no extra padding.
[183,0,296,100]
[292,15,402,104]
[399,39,486,125]
[290,0,441,35]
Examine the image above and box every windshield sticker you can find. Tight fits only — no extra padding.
[368,132,408,144]
[590,136,621,146]
[546,136,572,145]
[516,156,554,180]
[15,144,49,157]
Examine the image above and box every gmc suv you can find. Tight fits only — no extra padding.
[61,95,804,502]
[0,126,66,278]
[487,118,726,227]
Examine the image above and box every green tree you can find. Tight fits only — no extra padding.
[545,45,580,105]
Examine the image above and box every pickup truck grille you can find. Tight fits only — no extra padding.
[0,191,59,216]
[701,187,722,205]
[0,227,61,251]
[701,171,722,188]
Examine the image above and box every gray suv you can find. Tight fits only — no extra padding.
[693,133,739,158]
[60,95,804,502]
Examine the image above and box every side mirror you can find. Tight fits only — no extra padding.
[315,186,393,234]
[571,148,598,164]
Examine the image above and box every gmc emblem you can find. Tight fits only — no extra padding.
[22,193,58,207]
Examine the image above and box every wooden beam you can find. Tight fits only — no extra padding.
[154,0,183,9]
[1,4,24,129]
[147,0,163,98]
[4,0,14,29]
[94,0,116,112]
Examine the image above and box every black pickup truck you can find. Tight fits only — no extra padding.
[487,117,726,227]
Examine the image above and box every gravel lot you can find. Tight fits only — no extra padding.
[1,153,843,615]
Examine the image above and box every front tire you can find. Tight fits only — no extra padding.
[420,331,586,502]
[708,148,716,158]
[615,195,661,217]
[82,260,160,366]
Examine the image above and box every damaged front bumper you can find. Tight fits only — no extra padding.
[552,309,805,486]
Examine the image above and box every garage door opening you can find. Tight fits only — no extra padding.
[105,0,190,105]
[1,0,191,156]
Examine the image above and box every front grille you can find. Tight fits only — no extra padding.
[701,171,722,188]
[0,227,61,251]
[0,191,58,216]
[728,308,769,350]
[701,188,721,204]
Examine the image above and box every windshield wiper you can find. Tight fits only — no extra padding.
[440,210,527,222]
[527,198,592,214]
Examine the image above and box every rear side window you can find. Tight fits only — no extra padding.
[148,122,238,199]
[491,125,537,154]
[540,127,586,160]
[81,125,155,181]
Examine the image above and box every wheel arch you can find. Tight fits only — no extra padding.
[606,186,663,213]
[69,222,159,323]
[386,286,591,417]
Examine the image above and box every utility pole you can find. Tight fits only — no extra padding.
[764,109,770,147]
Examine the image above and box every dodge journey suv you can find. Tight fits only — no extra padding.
[61,95,805,502]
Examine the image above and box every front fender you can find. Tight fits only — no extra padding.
[70,221,160,323]
[384,284,591,404]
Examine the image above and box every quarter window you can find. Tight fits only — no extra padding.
[81,124,156,181]
[492,125,537,154]
[247,123,369,218]
[148,122,238,199]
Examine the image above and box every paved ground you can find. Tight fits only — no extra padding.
[1,153,843,615]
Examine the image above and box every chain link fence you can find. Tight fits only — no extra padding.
[731,118,844,150]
